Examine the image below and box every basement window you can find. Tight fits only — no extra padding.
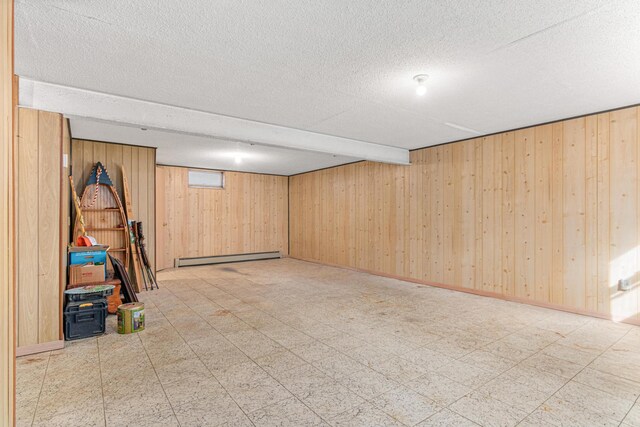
[188,170,224,189]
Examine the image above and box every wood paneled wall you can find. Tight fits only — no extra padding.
[16,108,64,351]
[71,139,156,270]
[1,0,15,423]
[156,166,288,270]
[290,106,640,324]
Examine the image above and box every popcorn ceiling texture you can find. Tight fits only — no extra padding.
[14,0,640,173]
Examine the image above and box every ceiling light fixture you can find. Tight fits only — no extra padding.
[413,74,428,96]
[234,154,242,164]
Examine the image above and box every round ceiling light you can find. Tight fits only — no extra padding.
[413,74,429,96]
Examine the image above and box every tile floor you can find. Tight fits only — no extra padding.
[16,258,640,426]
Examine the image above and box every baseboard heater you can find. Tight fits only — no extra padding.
[174,251,282,268]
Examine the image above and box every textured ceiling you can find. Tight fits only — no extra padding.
[69,118,358,176]
[15,0,640,171]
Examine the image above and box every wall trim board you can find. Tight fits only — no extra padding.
[290,256,640,327]
[16,340,64,358]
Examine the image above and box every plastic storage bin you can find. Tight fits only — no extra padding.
[64,299,107,340]
[64,284,114,302]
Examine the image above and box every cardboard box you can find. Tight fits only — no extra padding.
[69,264,106,285]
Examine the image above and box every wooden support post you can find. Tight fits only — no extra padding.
[1,0,15,425]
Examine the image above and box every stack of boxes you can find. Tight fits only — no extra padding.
[64,245,109,340]
[68,245,108,286]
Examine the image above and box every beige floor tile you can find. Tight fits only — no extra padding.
[32,407,105,427]
[290,340,341,363]
[272,363,334,397]
[320,332,367,352]
[399,347,455,372]
[371,355,429,384]
[405,371,471,406]
[15,260,640,427]
[224,373,294,413]
[459,349,516,374]
[312,353,366,380]
[329,402,404,427]
[573,367,640,402]
[254,349,308,377]
[449,391,528,427]
[370,385,441,426]
[624,403,640,427]
[416,408,479,426]
[258,324,315,348]
[162,373,225,407]
[338,367,399,400]
[521,352,583,379]
[225,329,284,359]
[300,380,365,419]
[496,364,567,394]
[436,359,498,389]
[541,342,600,366]
[104,391,172,425]
[531,395,619,427]
[248,396,326,426]
[174,394,252,426]
[554,380,635,422]
[481,375,552,412]
[348,344,393,368]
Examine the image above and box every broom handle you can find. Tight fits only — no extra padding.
[69,176,87,236]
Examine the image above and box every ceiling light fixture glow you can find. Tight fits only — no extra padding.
[234,155,242,164]
[413,74,429,96]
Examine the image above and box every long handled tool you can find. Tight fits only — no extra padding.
[121,167,145,292]
[69,176,97,246]
[131,222,149,291]
[134,221,158,290]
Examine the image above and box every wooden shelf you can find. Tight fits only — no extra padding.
[83,208,120,212]
[109,248,127,252]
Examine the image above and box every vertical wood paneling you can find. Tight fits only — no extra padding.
[502,132,515,296]
[563,118,587,309]
[534,125,552,303]
[585,116,599,312]
[289,106,640,323]
[37,111,61,343]
[514,128,535,299]
[596,113,610,315]
[17,109,38,346]
[609,108,638,321]
[1,1,14,422]
[16,108,63,351]
[550,123,564,305]
[156,166,289,270]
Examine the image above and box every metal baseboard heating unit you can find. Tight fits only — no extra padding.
[174,251,281,268]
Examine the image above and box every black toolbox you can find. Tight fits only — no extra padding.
[64,299,107,341]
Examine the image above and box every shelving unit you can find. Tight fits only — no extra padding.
[73,163,130,271]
